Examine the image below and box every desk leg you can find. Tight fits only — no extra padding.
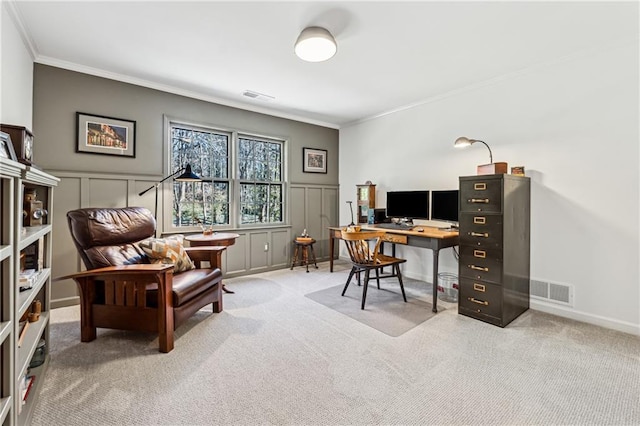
[432,249,439,313]
[329,233,335,272]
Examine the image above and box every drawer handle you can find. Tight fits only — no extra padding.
[469,265,489,272]
[469,198,490,204]
[473,217,486,224]
[470,232,489,238]
[469,297,489,306]
[474,183,487,190]
[473,283,486,292]
[473,250,486,258]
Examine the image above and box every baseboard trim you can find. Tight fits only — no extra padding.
[52,296,80,309]
[530,300,639,336]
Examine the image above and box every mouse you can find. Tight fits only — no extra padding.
[415,227,424,232]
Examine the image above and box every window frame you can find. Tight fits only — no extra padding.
[236,133,286,227]
[162,116,288,234]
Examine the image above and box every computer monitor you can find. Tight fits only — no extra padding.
[386,190,430,221]
[430,190,459,225]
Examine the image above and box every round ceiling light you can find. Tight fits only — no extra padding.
[294,26,337,62]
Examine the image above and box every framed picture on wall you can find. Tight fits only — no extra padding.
[303,147,327,173]
[76,112,136,158]
[0,131,18,161]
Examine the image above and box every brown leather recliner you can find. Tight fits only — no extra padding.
[61,207,225,352]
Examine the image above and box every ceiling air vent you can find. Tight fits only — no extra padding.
[242,90,275,101]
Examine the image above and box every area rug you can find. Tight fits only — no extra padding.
[305,280,441,337]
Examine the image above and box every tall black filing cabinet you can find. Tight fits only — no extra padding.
[458,174,530,327]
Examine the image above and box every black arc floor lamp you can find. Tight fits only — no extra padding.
[138,164,202,227]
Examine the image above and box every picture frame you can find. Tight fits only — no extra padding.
[0,131,18,161]
[303,147,327,173]
[76,112,136,158]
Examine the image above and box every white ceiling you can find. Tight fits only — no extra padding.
[8,1,638,128]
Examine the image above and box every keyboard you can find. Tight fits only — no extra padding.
[375,223,414,230]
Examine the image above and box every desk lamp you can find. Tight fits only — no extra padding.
[454,136,507,175]
[346,201,355,226]
[138,164,202,229]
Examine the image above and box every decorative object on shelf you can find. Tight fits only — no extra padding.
[1,124,33,165]
[511,166,525,176]
[0,130,18,161]
[23,187,48,226]
[302,147,327,173]
[28,299,42,323]
[356,182,376,224]
[294,26,337,62]
[138,164,202,224]
[454,136,508,175]
[76,112,136,158]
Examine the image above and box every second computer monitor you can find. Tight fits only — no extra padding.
[430,189,459,224]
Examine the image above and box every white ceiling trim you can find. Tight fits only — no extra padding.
[3,0,37,61]
[34,55,340,130]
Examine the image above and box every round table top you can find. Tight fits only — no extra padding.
[185,232,240,246]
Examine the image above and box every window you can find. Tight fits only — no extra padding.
[168,121,285,230]
[170,124,230,227]
[238,136,284,224]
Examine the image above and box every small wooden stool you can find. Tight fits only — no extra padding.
[290,238,319,272]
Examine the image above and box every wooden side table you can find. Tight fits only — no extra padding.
[185,232,240,293]
[290,238,318,273]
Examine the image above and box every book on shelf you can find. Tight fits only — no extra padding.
[21,375,35,403]
[19,268,38,291]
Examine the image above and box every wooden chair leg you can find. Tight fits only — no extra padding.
[375,267,381,289]
[309,244,319,269]
[342,267,357,296]
[396,264,407,302]
[361,269,371,310]
[290,245,300,270]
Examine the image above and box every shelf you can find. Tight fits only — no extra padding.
[17,357,48,426]
[0,396,12,425]
[18,225,51,251]
[23,166,59,187]
[0,245,11,261]
[17,268,50,317]
[16,311,49,381]
[0,321,12,344]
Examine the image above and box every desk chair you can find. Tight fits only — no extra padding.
[340,230,407,309]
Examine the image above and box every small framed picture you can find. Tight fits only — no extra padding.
[76,112,136,158]
[0,131,17,161]
[303,147,327,173]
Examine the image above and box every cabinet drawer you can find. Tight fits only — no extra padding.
[458,278,502,318]
[459,246,502,283]
[459,214,502,248]
[382,233,407,245]
[460,179,502,213]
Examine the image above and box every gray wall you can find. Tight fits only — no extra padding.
[33,64,339,307]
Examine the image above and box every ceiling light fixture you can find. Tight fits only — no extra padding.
[294,26,337,62]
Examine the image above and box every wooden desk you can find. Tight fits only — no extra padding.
[328,225,459,312]
[185,232,240,293]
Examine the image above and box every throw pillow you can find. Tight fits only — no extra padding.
[139,236,195,273]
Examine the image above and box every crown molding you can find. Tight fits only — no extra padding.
[34,55,340,130]
[3,0,37,60]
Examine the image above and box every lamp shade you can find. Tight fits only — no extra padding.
[453,136,493,164]
[294,26,337,62]
[454,136,473,148]
[175,164,201,182]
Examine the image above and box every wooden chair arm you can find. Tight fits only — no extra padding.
[54,264,174,282]
[184,246,226,269]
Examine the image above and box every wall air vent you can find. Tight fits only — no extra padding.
[530,279,573,306]
[242,90,275,101]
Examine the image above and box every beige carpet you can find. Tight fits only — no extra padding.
[306,278,440,337]
[30,260,640,425]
